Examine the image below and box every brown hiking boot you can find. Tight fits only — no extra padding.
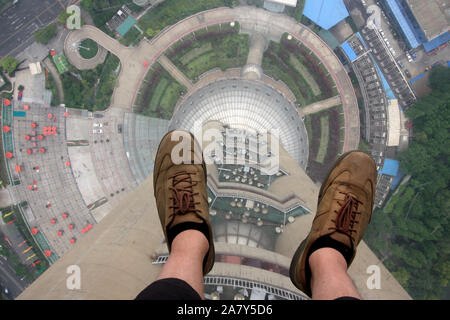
[289,151,377,297]
[153,130,215,275]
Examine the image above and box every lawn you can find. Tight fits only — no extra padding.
[137,0,234,39]
[78,39,99,59]
[52,54,69,74]
[289,54,321,96]
[119,26,144,47]
[167,23,249,81]
[315,115,330,164]
[135,63,186,119]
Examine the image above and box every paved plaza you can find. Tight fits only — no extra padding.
[7,104,94,259]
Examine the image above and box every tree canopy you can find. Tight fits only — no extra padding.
[364,66,450,299]
[34,24,57,45]
[1,56,19,74]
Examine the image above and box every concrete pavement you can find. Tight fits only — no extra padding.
[298,95,342,117]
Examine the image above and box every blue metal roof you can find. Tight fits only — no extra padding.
[379,158,400,176]
[303,0,349,30]
[384,0,421,48]
[117,16,136,36]
[423,32,450,52]
[341,41,357,61]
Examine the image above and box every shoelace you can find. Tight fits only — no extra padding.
[168,171,201,221]
[329,191,363,242]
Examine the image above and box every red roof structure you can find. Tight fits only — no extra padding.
[5,152,13,159]
[50,218,57,224]
[3,99,11,106]
[31,122,37,128]
[47,113,53,119]
[70,238,76,244]
[44,250,52,257]
[65,161,71,167]
[24,105,29,110]
[39,147,45,153]
[57,230,63,236]
[2,125,10,133]
[14,165,21,172]
[68,224,74,230]
[25,135,30,141]
[26,149,32,155]
[31,227,39,235]
[62,213,68,219]
[64,112,69,117]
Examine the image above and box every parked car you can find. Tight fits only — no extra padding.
[93,129,103,134]
[404,69,411,78]
[93,123,103,128]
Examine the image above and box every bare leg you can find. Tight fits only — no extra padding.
[156,229,209,298]
[309,247,361,300]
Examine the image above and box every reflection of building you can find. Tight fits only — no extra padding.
[197,121,316,299]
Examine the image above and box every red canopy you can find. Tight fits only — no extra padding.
[44,250,52,257]
[70,238,76,244]
[64,112,69,117]
[26,149,32,155]
[5,152,13,159]
[27,185,32,190]
[14,165,21,172]
[68,224,74,230]
[24,105,29,110]
[39,147,45,153]
[143,61,148,67]
[62,213,68,219]
[3,99,10,106]
[57,230,63,236]
[2,125,10,133]
[38,135,44,140]
[31,227,38,235]
[31,122,37,128]
[25,135,30,141]
[47,113,53,119]
[65,161,71,167]
[50,219,56,224]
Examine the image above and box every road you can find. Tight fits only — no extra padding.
[0,0,71,58]
[0,254,27,299]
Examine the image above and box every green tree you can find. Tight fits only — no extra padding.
[58,10,71,25]
[34,24,57,45]
[1,56,18,74]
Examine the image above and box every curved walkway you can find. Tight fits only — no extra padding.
[64,27,109,70]
[42,57,64,104]
[63,6,359,151]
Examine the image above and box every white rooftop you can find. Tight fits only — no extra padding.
[266,0,298,7]
[29,62,42,75]
[386,99,401,147]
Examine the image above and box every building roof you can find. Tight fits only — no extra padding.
[423,31,450,52]
[379,158,400,176]
[386,99,401,147]
[265,0,297,7]
[405,0,449,41]
[385,0,422,48]
[29,62,42,75]
[341,41,358,61]
[303,0,349,30]
[116,16,136,36]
